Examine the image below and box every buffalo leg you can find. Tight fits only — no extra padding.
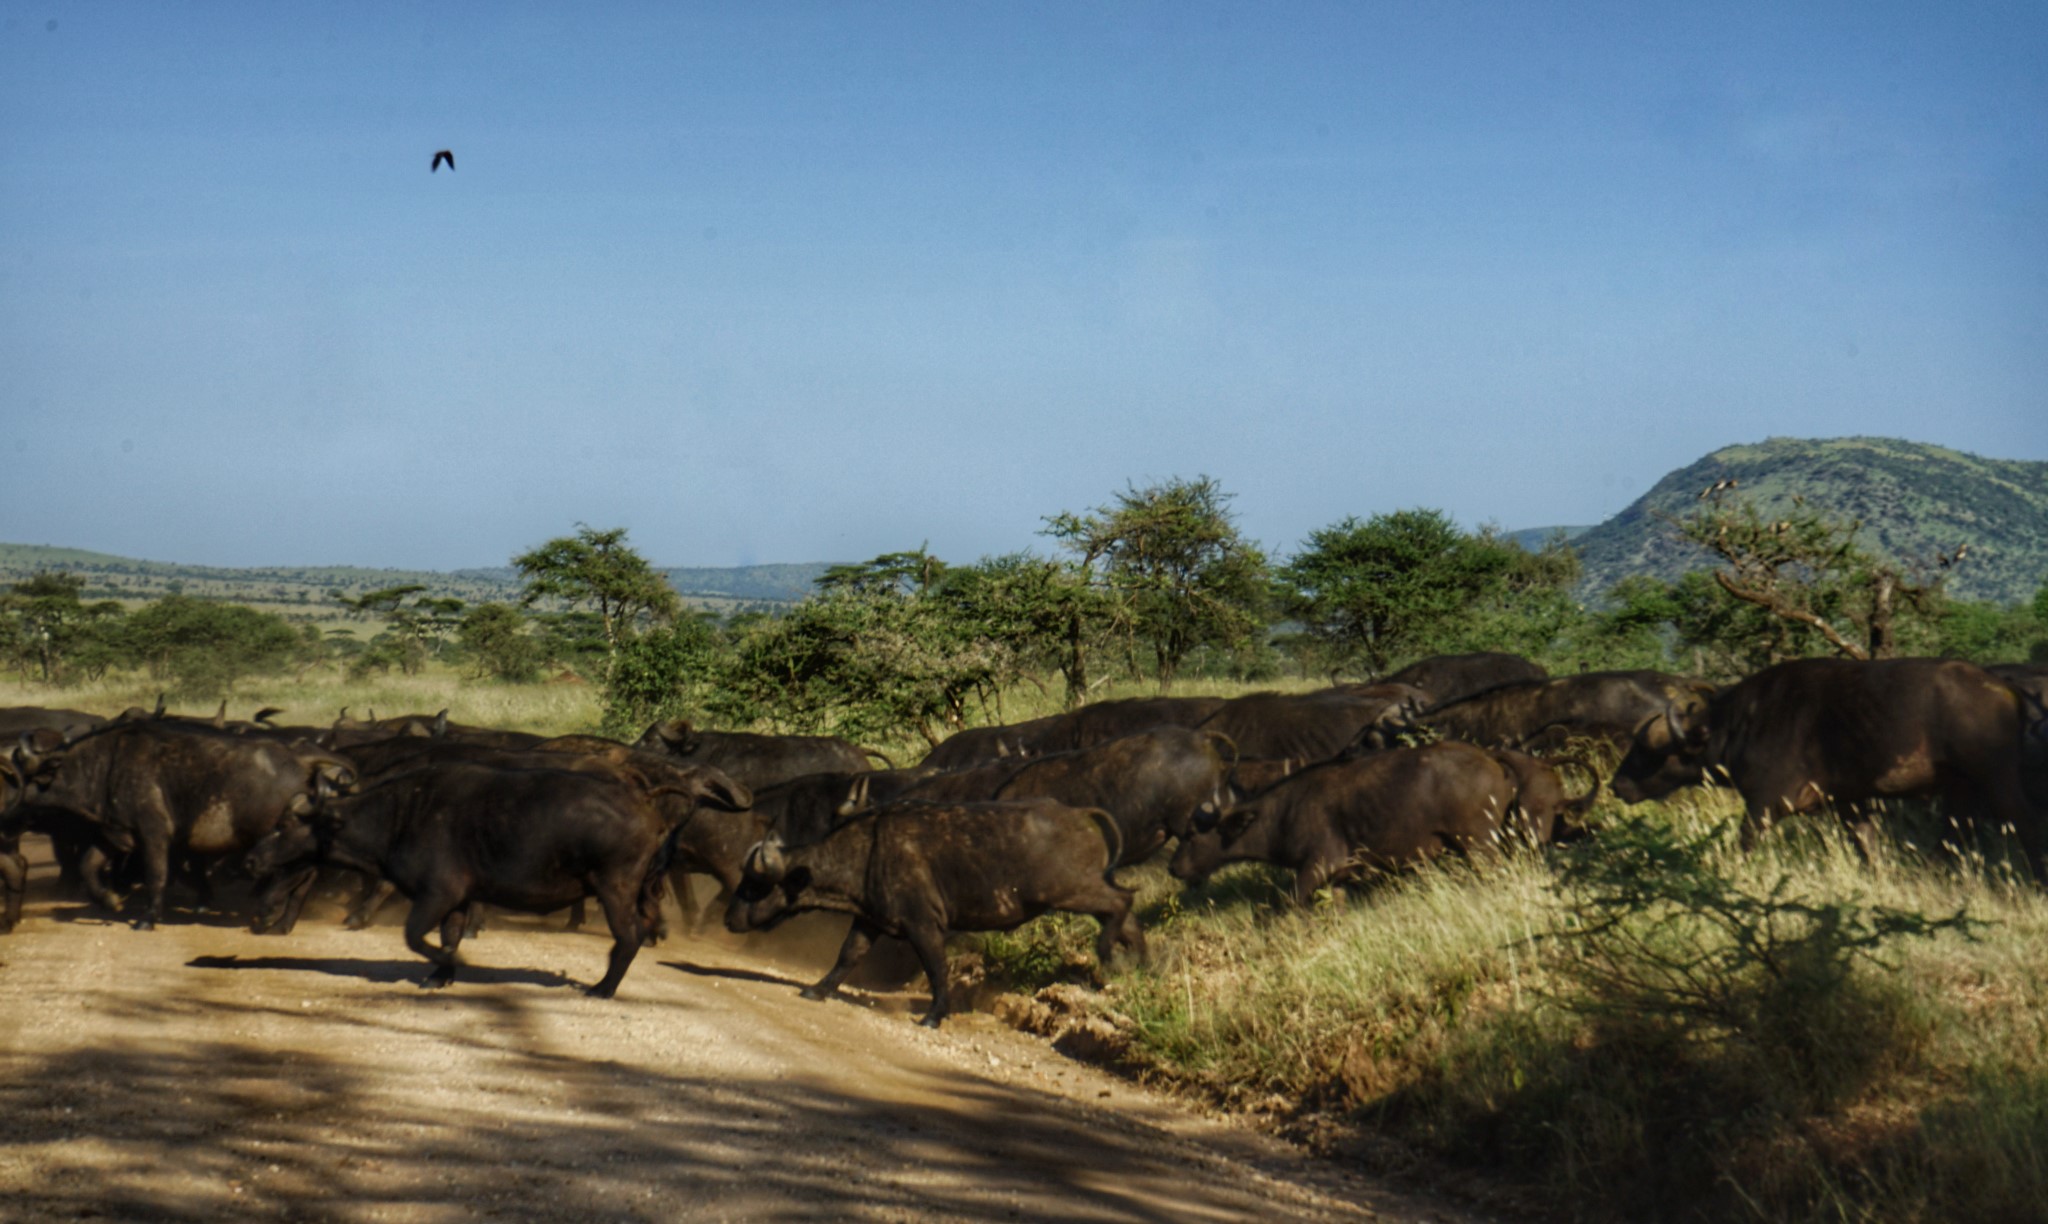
[51,831,87,890]
[0,847,25,933]
[345,876,396,929]
[666,865,698,934]
[404,891,465,988]
[565,897,587,931]
[79,845,127,916]
[905,923,954,1028]
[1086,884,1144,974]
[251,867,319,935]
[585,879,644,999]
[439,907,471,954]
[803,920,879,1002]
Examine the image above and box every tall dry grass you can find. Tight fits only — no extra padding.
[0,665,602,738]
[1064,788,2048,1222]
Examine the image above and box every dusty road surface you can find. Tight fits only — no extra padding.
[0,855,1490,1223]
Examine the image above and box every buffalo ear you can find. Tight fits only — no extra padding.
[314,760,355,798]
[693,767,752,813]
[285,793,318,819]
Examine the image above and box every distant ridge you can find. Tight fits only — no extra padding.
[8,437,2042,611]
[1567,437,2048,605]
[0,544,834,611]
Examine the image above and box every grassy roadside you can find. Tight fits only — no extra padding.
[981,789,2048,1222]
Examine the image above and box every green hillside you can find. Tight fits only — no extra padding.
[1568,437,2048,605]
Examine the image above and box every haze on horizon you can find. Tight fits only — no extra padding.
[3,2,2044,572]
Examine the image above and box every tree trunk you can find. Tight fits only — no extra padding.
[1867,569,1897,659]
[1061,613,1088,709]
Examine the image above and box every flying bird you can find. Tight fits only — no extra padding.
[431,150,455,172]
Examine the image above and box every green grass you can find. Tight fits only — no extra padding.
[981,787,2048,1222]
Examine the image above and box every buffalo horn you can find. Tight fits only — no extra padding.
[1661,702,1688,744]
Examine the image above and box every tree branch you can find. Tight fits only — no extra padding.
[1711,571,1867,660]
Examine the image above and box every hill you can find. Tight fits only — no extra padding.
[0,545,832,612]
[1567,437,2048,605]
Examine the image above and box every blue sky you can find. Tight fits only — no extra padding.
[4,2,2043,570]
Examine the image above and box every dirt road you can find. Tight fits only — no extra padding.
[0,858,1486,1223]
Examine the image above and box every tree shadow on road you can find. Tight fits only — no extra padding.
[0,990,1358,1223]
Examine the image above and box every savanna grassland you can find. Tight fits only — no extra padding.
[8,663,2045,1223]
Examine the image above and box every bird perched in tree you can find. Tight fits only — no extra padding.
[431,150,455,172]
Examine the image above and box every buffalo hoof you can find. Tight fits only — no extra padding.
[918,1012,946,1030]
[798,983,837,1002]
[134,918,157,932]
[343,914,373,931]
[420,970,454,989]
[583,984,618,999]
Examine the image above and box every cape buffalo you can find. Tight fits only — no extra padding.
[259,738,753,937]
[247,758,745,995]
[884,727,1234,865]
[915,696,1224,771]
[1379,652,1548,705]
[1611,657,2043,877]
[0,754,28,931]
[1198,686,1426,762]
[14,721,356,928]
[1357,670,1714,753]
[636,719,877,788]
[1169,741,1526,904]
[717,798,1143,1027]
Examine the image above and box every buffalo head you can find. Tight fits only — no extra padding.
[1610,701,1713,804]
[725,837,810,933]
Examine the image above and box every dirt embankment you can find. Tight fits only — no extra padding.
[0,854,1492,1223]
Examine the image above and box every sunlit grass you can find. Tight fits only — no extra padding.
[982,784,2048,1221]
[0,665,602,737]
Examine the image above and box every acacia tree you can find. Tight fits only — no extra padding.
[513,525,681,673]
[0,572,126,683]
[335,584,466,675]
[941,553,1118,710]
[1045,476,1268,691]
[1276,509,1503,676]
[1666,492,1948,665]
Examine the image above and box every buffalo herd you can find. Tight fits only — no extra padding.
[4,651,2046,1026]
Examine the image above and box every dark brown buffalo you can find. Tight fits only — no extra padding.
[1059,696,1227,749]
[247,758,742,995]
[915,714,1067,771]
[1611,657,2044,876]
[1198,686,1426,761]
[0,754,28,931]
[636,719,875,789]
[892,727,1235,865]
[1379,652,1549,704]
[13,721,356,928]
[1989,662,2048,705]
[1486,747,1600,844]
[1358,670,1714,753]
[0,706,106,741]
[915,696,1224,771]
[717,798,1143,1027]
[261,737,751,935]
[1169,742,1526,904]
